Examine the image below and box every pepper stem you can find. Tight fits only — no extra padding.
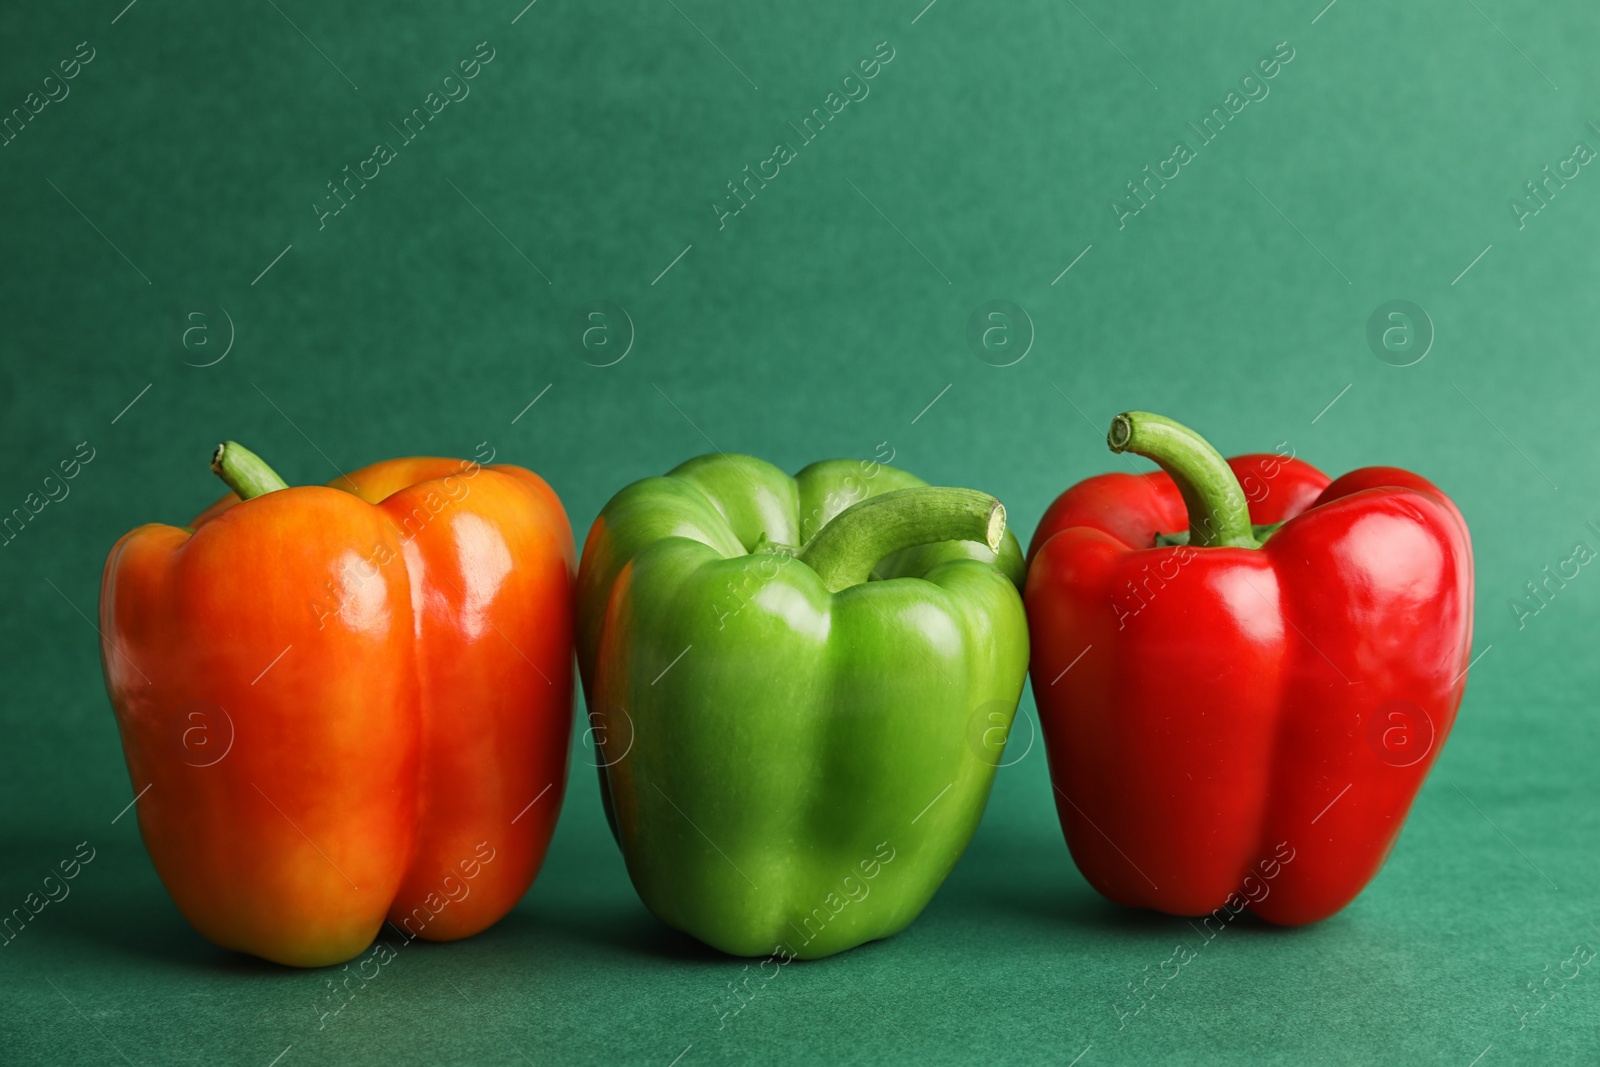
[211,441,290,501]
[798,487,1006,593]
[1107,412,1257,549]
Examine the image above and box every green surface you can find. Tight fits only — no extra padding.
[1,0,1596,1062]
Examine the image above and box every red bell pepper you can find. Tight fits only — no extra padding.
[1025,412,1474,924]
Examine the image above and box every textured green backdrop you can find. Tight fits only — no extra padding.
[3,0,1597,1063]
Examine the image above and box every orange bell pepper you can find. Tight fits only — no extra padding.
[99,442,574,967]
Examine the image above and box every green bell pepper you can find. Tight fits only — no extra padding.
[575,453,1030,959]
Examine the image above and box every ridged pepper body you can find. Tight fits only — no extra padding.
[1027,434,1473,925]
[576,454,1028,958]
[100,453,573,966]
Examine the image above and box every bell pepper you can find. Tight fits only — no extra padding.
[99,441,574,967]
[1025,412,1474,924]
[575,454,1029,958]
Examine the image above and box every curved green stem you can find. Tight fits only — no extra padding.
[211,441,290,501]
[799,487,1006,593]
[1107,412,1257,549]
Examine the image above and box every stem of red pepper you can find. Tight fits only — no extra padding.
[210,441,290,501]
[1107,412,1258,549]
[799,486,1006,593]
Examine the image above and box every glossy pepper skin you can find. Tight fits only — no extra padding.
[1025,413,1473,925]
[99,443,574,967]
[576,454,1029,958]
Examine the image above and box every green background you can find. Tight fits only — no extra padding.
[2,0,1596,1062]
